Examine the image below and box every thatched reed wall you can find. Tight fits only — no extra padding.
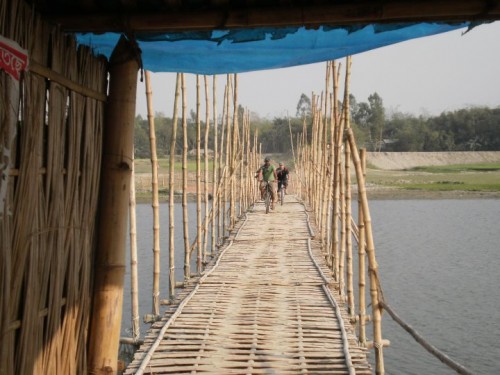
[0,0,108,373]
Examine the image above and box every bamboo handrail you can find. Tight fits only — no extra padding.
[379,301,473,375]
[29,60,107,102]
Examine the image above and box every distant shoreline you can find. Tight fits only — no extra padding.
[133,151,500,202]
[359,186,500,200]
[133,188,500,204]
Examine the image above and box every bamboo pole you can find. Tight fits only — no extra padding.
[358,148,367,345]
[223,77,232,235]
[238,113,245,216]
[231,74,239,226]
[181,73,191,281]
[326,62,337,263]
[379,301,472,375]
[346,128,385,375]
[203,75,210,263]
[145,70,161,317]
[339,157,346,295]
[129,155,140,342]
[88,35,139,375]
[345,137,354,314]
[288,117,297,173]
[195,75,202,274]
[319,62,331,247]
[332,61,345,280]
[218,84,227,242]
[168,74,181,300]
[211,75,218,255]
[342,61,355,314]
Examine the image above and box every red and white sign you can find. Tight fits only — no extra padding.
[0,35,28,81]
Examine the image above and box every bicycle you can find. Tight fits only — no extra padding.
[278,180,287,206]
[262,181,273,214]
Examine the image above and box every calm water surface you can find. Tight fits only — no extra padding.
[369,199,500,375]
[122,199,500,374]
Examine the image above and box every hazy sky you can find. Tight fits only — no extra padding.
[136,21,500,119]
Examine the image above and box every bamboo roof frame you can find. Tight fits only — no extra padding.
[41,0,500,33]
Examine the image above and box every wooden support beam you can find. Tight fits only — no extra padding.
[87,35,139,375]
[50,1,500,33]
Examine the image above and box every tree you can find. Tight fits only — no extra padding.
[368,93,385,152]
[296,93,312,118]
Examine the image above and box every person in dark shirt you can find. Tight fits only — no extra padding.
[276,162,289,200]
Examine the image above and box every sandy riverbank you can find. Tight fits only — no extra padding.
[366,151,500,170]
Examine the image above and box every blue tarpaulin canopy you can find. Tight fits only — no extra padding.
[77,22,469,74]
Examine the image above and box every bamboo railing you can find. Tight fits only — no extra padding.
[124,60,475,375]
[294,57,388,374]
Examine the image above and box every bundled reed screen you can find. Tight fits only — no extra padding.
[0,0,107,373]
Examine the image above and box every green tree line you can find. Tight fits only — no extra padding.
[349,93,500,152]
[134,93,500,158]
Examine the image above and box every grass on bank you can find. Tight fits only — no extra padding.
[407,163,500,173]
[366,163,500,192]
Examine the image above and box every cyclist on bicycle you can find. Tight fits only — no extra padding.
[257,156,277,209]
[276,162,289,200]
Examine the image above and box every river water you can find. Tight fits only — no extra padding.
[122,199,500,374]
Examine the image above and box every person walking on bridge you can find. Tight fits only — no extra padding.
[257,156,277,210]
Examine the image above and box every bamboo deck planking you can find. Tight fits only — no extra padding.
[125,196,372,374]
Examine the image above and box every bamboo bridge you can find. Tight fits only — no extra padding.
[1,10,477,371]
[124,196,372,374]
[120,66,473,375]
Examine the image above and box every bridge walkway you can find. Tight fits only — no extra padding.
[125,195,372,374]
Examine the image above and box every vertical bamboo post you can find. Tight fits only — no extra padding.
[326,61,337,263]
[342,62,356,314]
[223,77,232,235]
[88,35,139,374]
[246,110,252,209]
[238,112,245,216]
[345,133,354,314]
[231,74,239,224]
[358,147,367,345]
[288,117,297,173]
[346,56,385,374]
[310,95,318,213]
[203,76,210,263]
[195,75,202,274]
[320,62,331,247]
[211,75,218,255]
[181,74,191,281]
[129,155,140,342]
[339,155,346,295]
[239,109,246,213]
[332,62,345,280]
[218,84,227,242]
[145,71,161,317]
[168,74,181,300]
[348,127,385,374]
